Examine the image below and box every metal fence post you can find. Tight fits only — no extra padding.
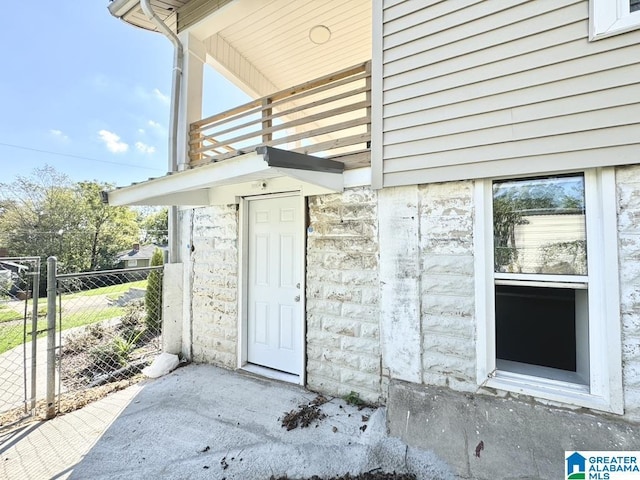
[45,257,57,419]
[29,259,40,411]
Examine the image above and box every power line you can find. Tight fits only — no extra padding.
[1,230,169,235]
[0,142,166,172]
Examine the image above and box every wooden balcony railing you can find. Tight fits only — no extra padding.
[189,61,371,170]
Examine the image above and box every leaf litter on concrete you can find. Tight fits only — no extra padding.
[269,472,416,480]
[277,396,417,479]
[280,394,329,430]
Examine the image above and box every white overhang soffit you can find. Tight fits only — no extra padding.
[107,0,140,17]
[106,147,345,206]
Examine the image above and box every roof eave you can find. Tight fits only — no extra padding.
[108,0,141,18]
[106,148,345,207]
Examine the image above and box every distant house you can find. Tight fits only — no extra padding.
[115,244,167,269]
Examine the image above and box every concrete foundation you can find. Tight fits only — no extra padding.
[386,380,640,480]
[162,262,184,355]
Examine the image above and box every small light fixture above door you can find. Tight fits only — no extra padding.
[309,25,331,44]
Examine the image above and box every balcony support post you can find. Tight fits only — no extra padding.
[178,32,206,169]
[262,97,273,144]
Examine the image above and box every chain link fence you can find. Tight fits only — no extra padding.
[54,265,163,412]
[0,257,41,428]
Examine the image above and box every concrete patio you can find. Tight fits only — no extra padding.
[0,364,454,480]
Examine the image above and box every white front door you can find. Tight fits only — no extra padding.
[247,195,302,374]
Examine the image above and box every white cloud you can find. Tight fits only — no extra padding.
[98,130,129,153]
[135,141,156,154]
[138,128,146,134]
[153,88,170,104]
[148,120,162,129]
[49,129,70,142]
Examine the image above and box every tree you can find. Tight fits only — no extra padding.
[0,166,83,270]
[145,248,164,332]
[493,176,585,272]
[0,166,140,273]
[77,181,140,270]
[140,208,168,245]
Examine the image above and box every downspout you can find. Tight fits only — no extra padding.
[139,0,183,264]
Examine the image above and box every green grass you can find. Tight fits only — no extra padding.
[0,302,48,323]
[0,306,125,355]
[0,308,22,323]
[65,280,147,298]
[0,280,146,353]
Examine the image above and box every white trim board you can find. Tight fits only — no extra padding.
[474,168,623,414]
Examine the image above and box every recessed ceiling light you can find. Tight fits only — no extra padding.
[309,25,331,45]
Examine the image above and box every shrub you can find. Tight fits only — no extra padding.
[113,329,144,362]
[144,249,163,332]
[62,329,101,355]
[88,344,123,372]
[120,300,145,329]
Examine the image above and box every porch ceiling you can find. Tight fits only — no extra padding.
[109,0,372,94]
[106,147,345,206]
[211,0,372,91]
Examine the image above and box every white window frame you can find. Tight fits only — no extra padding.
[474,167,624,414]
[590,0,640,40]
[127,259,138,267]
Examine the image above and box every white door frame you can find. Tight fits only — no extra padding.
[237,191,306,385]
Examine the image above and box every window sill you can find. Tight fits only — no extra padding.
[485,369,617,414]
[496,359,588,386]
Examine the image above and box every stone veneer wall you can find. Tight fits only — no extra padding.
[389,173,640,420]
[306,187,381,403]
[418,181,477,392]
[179,171,640,421]
[616,165,640,421]
[190,205,239,368]
[377,182,476,392]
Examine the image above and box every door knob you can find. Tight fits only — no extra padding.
[294,295,300,302]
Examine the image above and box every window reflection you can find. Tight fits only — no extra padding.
[493,175,586,275]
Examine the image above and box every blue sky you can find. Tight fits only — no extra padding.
[0,1,249,188]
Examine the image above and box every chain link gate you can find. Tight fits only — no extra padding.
[52,262,163,415]
[0,257,41,428]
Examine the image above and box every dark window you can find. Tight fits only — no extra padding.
[495,285,576,371]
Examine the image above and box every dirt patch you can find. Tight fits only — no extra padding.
[60,301,160,390]
[1,302,159,429]
[269,472,416,480]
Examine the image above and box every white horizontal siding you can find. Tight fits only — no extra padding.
[384,144,640,186]
[385,124,639,172]
[380,0,640,185]
[385,15,588,87]
[383,0,484,36]
[384,37,638,107]
[384,63,640,131]
[384,1,578,60]
[385,93,640,148]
